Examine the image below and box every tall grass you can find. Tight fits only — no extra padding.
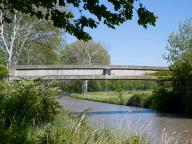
[26,111,192,144]
[26,111,152,144]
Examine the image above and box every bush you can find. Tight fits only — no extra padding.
[127,95,141,107]
[151,83,174,112]
[127,92,153,108]
[0,65,8,79]
[151,61,192,113]
[173,60,192,113]
[0,81,61,143]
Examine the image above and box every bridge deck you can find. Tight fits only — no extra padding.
[9,65,170,80]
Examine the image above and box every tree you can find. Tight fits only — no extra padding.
[0,0,157,40]
[61,40,110,65]
[0,10,64,66]
[164,18,192,64]
[60,40,110,93]
[153,18,192,113]
[17,20,65,65]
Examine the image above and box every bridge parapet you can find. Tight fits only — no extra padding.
[9,65,170,80]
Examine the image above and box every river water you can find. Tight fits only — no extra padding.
[59,96,192,141]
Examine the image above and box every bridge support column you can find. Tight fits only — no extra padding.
[82,80,88,93]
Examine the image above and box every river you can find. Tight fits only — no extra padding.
[59,96,192,141]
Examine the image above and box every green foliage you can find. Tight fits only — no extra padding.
[1,0,157,40]
[164,18,192,64]
[61,40,110,65]
[72,91,152,107]
[17,20,65,65]
[127,95,141,107]
[0,81,150,143]
[172,58,192,113]
[58,80,83,93]
[124,135,143,144]
[58,80,157,93]
[152,18,192,114]
[26,111,149,144]
[0,81,61,143]
[127,92,153,108]
[0,65,8,79]
[145,71,172,81]
[0,49,8,79]
[0,49,6,65]
[1,11,65,65]
[0,81,60,126]
[108,80,157,91]
[151,81,175,112]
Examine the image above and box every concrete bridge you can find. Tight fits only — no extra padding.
[9,65,170,81]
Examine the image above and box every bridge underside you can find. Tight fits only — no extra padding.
[9,65,170,81]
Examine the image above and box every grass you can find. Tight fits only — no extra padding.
[26,110,151,144]
[71,91,153,107]
[27,110,192,144]
[72,91,132,105]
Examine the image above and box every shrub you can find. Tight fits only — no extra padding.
[0,65,8,79]
[127,92,153,108]
[0,81,61,126]
[151,81,179,112]
[172,60,192,113]
[127,95,141,107]
[0,81,61,143]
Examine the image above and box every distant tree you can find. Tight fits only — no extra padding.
[61,40,110,65]
[0,0,157,40]
[60,40,110,93]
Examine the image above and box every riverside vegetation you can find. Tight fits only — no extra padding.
[0,80,190,144]
[151,18,192,114]
[0,80,154,144]
[72,91,153,108]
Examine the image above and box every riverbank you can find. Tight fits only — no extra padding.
[60,96,192,143]
[0,81,151,144]
[71,91,153,108]
[28,110,151,144]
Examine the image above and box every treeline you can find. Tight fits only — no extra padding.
[57,80,157,93]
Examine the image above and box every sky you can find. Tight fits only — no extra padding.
[66,0,192,66]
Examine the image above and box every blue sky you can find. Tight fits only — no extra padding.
[66,0,192,66]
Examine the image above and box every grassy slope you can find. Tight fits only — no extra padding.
[71,91,152,106]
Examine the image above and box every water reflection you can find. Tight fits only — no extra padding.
[80,109,153,115]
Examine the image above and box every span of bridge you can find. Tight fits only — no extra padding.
[9,65,170,81]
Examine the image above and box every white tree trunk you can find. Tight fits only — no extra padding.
[0,11,37,66]
[0,11,18,66]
